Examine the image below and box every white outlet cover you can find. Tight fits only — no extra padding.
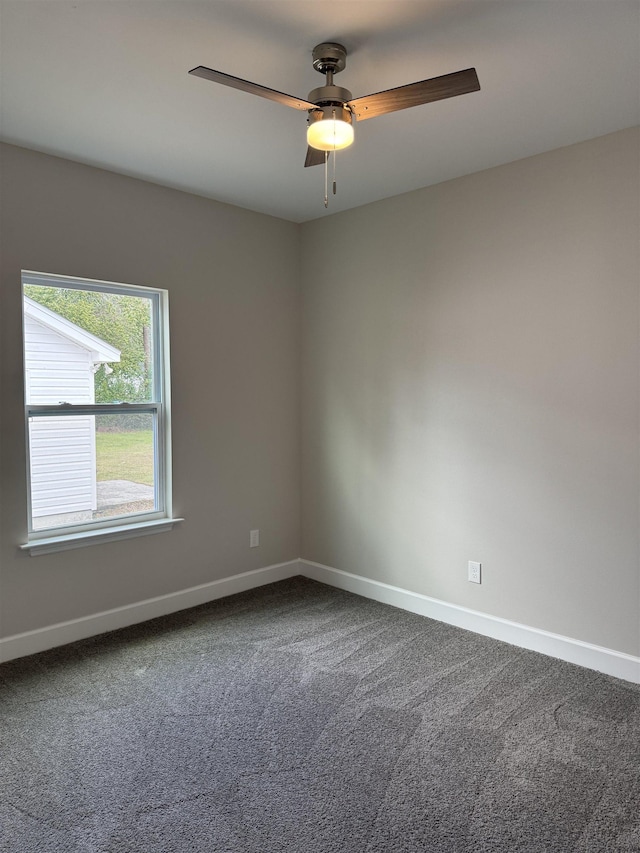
[468,561,482,584]
[250,529,260,548]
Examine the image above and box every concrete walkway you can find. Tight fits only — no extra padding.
[96,480,154,509]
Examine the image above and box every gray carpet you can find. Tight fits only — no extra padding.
[1,576,639,853]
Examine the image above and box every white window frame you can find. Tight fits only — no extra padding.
[20,271,182,555]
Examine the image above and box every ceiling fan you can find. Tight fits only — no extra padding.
[189,42,479,202]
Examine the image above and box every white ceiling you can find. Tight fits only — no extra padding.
[1,1,638,223]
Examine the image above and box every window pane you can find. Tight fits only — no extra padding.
[23,285,154,405]
[29,412,156,531]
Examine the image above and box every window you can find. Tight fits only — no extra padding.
[21,271,178,554]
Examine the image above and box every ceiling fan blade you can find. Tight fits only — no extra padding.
[347,68,480,121]
[189,66,316,111]
[304,146,326,168]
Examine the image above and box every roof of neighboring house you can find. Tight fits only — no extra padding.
[23,296,121,364]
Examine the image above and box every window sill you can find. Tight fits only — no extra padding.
[21,518,184,556]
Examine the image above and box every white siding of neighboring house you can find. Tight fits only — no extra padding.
[24,314,98,518]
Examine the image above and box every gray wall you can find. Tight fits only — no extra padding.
[300,128,640,657]
[0,143,300,637]
[2,130,638,659]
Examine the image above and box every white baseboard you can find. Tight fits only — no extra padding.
[299,559,640,685]
[0,559,300,663]
[3,557,638,684]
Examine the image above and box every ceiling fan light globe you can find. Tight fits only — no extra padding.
[307,119,354,151]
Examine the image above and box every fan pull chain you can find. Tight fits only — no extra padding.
[332,110,337,196]
[324,151,329,208]
[321,110,340,208]
[333,149,337,195]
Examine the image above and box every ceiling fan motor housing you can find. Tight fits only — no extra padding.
[307,85,353,108]
[308,44,354,131]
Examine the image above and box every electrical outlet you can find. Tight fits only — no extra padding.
[250,529,260,548]
[468,561,481,584]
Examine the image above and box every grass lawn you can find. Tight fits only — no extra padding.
[96,429,154,485]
